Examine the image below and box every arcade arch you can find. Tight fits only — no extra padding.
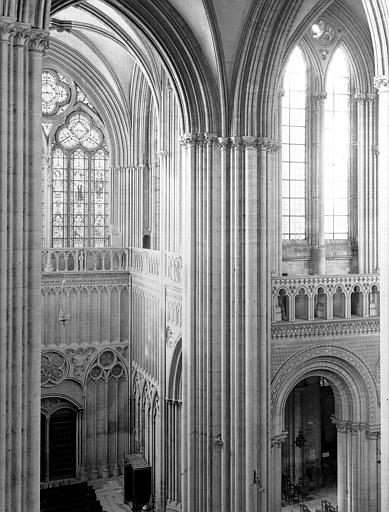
[271,346,380,512]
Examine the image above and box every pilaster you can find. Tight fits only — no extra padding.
[375,74,389,512]
[311,91,327,274]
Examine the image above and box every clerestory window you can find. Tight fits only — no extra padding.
[280,44,352,243]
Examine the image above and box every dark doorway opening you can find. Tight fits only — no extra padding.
[41,407,77,482]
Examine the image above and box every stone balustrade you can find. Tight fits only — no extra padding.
[42,247,130,272]
[130,248,160,278]
[272,273,380,323]
[41,248,184,288]
[165,252,183,285]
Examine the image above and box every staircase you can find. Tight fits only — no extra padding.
[41,482,105,512]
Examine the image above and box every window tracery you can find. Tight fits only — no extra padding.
[42,69,110,249]
[42,70,71,116]
[280,37,359,255]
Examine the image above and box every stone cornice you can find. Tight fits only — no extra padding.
[271,317,379,341]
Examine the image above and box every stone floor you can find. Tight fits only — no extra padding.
[281,486,337,512]
[92,477,131,512]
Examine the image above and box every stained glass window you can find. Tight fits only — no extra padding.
[324,48,350,239]
[281,46,307,240]
[51,112,109,248]
[42,70,71,116]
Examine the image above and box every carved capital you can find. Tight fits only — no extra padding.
[366,92,378,102]
[372,145,379,156]
[354,93,367,103]
[157,150,168,159]
[259,137,279,153]
[0,17,16,42]
[217,136,231,150]
[314,91,327,102]
[13,22,30,46]
[374,76,389,90]
[332,418,350,433]
[231,136,244,148]
[204,132,218,145]
[28,29,49,53]
[242,136,258,150]
[366,429,380,440]
[180,133,200,147]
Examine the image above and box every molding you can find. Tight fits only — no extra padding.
[271,345,379,425]
[271,317,379,340]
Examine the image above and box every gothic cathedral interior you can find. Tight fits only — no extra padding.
[1,1,389,511]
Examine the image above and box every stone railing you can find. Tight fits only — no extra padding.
[271,273,379,323]
[41,247,182,287]
[165,252,182,285]
[129,248,160,278]
[42,247,130,272]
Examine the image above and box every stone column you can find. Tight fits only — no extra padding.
[334,420,348,512]
[243,136,276,511]
[354,92,378,274]
[311,92,327,275]
[270,433,288,512]
[293,388,303,479]
[231,137,245,512]
[218,136,232,512]
[0,17,48,512]
[375,75,389,512]
[180,133,222,512]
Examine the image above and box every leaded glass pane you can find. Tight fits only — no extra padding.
[50,109,110,247]
[70,149,88,247]
[281,46,306,240]
[52,147,67,247]
[91,149,109,247]
[324,47,350,240]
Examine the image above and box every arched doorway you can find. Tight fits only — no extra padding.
[281,377,337,508]
[41,399,79,482]
[271,346,380,512]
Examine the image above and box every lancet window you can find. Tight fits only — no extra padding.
[281,44,352,243]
